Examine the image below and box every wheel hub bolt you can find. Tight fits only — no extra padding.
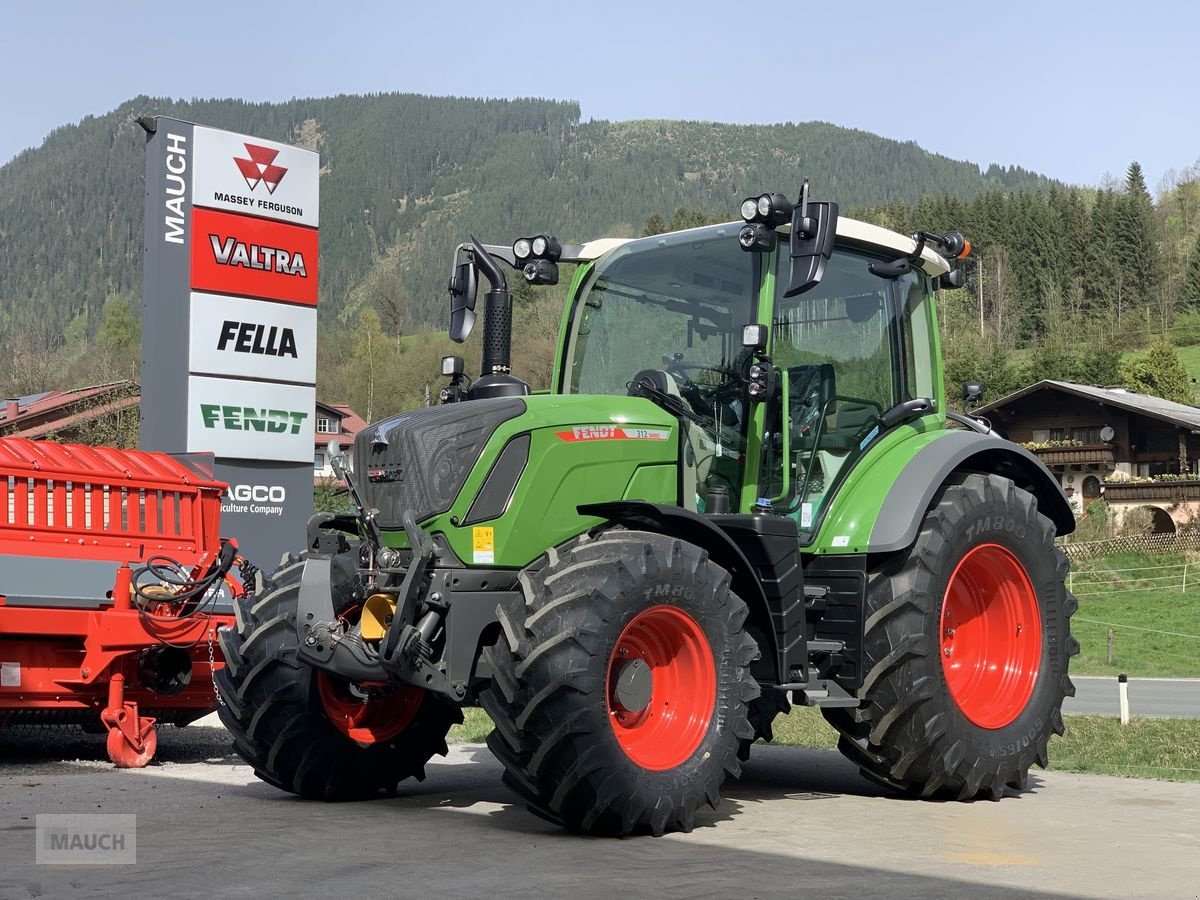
[943,647,953,657]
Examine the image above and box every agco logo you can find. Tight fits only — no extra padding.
[234,143,288,194]
[229,484,286,503]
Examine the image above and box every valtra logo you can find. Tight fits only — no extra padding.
[234,144,288,194]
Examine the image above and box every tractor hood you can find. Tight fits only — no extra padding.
[355,398,528,529]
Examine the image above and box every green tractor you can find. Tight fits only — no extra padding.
[217,185,1078,836]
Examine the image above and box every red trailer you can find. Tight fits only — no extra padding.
[0,437,244,767]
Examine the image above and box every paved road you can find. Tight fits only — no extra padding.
[1064,675,1200,718]
[2,723,1198,899]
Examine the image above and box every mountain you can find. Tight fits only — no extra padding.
[0,92,1053,343]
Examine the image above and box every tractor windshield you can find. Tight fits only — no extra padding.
[564,223,759,502]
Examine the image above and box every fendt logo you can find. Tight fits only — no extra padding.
[229,484,286,503]
[217,320,298,358]
[200,405,308,434]
[234,143,288,194]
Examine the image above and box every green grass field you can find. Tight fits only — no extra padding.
[1067,551,1200,677]
[449,706,1200,783]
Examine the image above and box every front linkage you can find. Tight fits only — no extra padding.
[294,513,513,705]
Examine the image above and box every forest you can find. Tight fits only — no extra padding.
[1,91,1197,426]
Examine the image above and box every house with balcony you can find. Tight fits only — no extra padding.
[975,380,1200,533]
[313,402,367,483]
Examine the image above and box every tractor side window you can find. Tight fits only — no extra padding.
[767,247,901,536]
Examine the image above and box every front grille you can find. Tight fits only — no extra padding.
[354,398,526,529]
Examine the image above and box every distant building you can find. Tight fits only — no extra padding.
[976,379,1200,533]
[312,401,367,483]
[0,382,140,443]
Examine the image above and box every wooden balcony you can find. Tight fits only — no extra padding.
[1030,443,1115,467]
[1102,480,1200,503]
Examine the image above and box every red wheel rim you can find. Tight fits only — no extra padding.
[606,605,716,771]
[316,672,423,744]
[940,543,1042,730]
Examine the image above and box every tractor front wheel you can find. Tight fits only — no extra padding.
[824,473,1078,799]
[481,530,760,836]
[215,554,461,800]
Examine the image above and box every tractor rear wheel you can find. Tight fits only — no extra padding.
[480,530,760,836]
[824,473,1079,799]
[215,554,461,800]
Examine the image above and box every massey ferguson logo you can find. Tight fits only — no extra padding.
[234,143,288,194]
[209,234,308,277]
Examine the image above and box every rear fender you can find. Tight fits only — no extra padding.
[869,431,1075,554]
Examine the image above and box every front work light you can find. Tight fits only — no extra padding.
[741,324,767,349]
[513,238,532,260]
[738,222,777,253]
[530,235,562,262]
[523,259,559,285]
[741,192,793,227]
[441,355,465,376]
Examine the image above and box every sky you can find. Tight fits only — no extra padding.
[1,1,1198,191]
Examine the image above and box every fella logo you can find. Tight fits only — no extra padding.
[234,143,288,194]
[190,208,319,306]
[217,321,298,358]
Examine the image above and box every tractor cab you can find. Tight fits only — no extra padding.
[552,214,953,540]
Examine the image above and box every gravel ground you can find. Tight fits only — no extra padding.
[2,716,1199,899]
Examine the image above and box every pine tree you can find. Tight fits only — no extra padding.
[1118,161,1164,310]
[1119,340,1194,405]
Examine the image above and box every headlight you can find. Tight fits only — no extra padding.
[513,238,532,260]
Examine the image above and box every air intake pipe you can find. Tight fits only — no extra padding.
[468,236,529,400]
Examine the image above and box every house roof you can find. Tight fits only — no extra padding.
[0,382,141,439]
[976,380,1200,432]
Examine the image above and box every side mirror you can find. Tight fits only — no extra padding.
[784,199,839,298]
[939,267,967,289]
[448,259,478,343]
[962,381,984,407]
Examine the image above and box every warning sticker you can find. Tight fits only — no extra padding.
[1,662,19,687]
[556,426,671,442]
[473,527,495,564]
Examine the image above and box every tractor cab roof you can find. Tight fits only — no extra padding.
[568,217,952,276]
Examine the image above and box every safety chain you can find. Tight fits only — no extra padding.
[208,626,223,707]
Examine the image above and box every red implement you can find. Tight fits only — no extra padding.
[0,437,238,767]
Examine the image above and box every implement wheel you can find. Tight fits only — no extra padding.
[215,554,461,800]
[481,529,759,836]
[823,473,1079,799]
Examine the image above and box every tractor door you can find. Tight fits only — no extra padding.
[761,246,940,541]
